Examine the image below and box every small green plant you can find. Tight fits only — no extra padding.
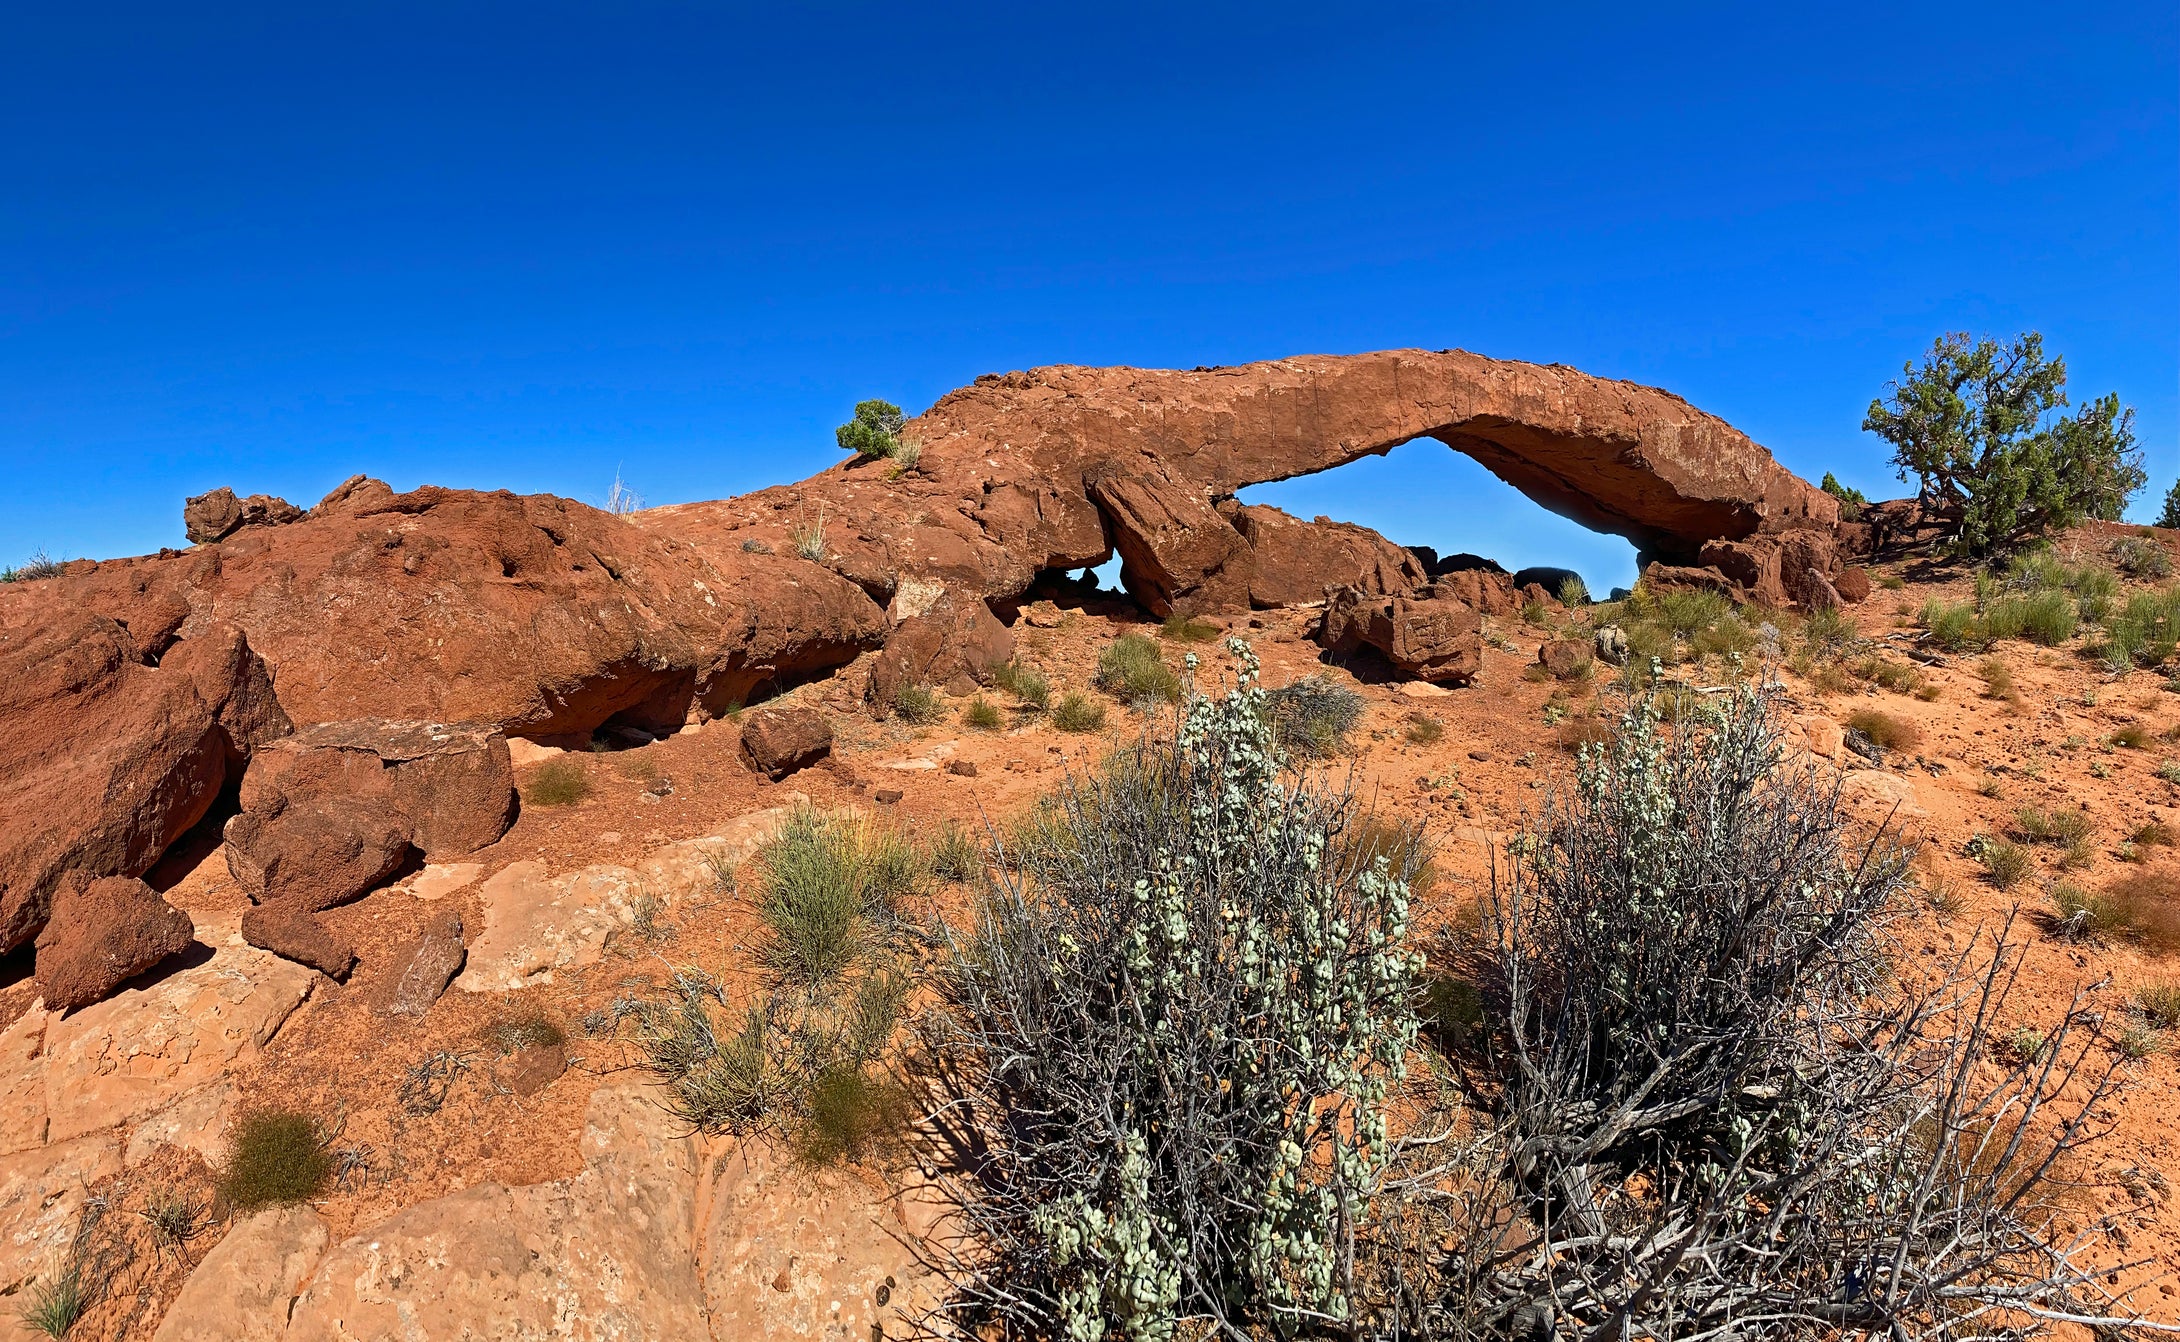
[789,505,828,561]
[1845,708,1920,752]
[1977,837,2032,890]
[1520,597,1553,626]
[523,756,591,806]
[1976,656,2016,700]
[2002,1027,2047,1064]
[931,820,984,883]
[2111,724,2150,749]
[2117,1023,2166,1060]
[19,1263,87,1338]
[136,1182,211,1255]
[2136,982,2180,1030]
[220,1109,334,1211]
[1921,599,1982,652]
[0,549,65,584]
[487,1008,567,1054]
[1095,633,1181,704]
[1556,574,1591,606]
[893,682,946,725]
[1877,573,1906,590]
[962,695,1004,731]
[2113,537,2173,580]
[1159,613,1220,643]
[836,398,906,458]
[795,1062,907,1165]
[1921,877,1967,919]
[758,806,870,984]
[1820,470,1868,510]
[859,824,930,913]
[886,436,923,475]
[2015,805,2094,849]
[1976,775,2005,799]
[2132,820,2176,848]
[1051,691,1107,733]
[1404,713,1444,746]
[2049,882,2120,942]
[1982,589,2078,646]
[992,660,1050,709]
[2158,759,2180,785]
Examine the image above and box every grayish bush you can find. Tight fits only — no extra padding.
[1367,681,2151,1338]
[925,641,1421,1341]
[1264,674,1365,757]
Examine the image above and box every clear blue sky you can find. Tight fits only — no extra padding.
[5,3,2173,592]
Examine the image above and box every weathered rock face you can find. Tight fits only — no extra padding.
[32,876,196,1014]
[182,486,303,545]
[225,719,516,976]
[0,607,234,956]
[1225,503,1426,609]
[740,705,834,779]
[865,592,1014,709]
[151,1206,329,1342]
[1319,586,1485,685]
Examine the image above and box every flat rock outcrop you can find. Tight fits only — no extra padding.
[282,1083,712,1340]
[1225,503,1428,608]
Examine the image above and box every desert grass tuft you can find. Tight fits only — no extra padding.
[524,756,591,806]
[1052,691,1107,734]
[1977,837,2032,890]
[220,1109,334,1211]
[1095,634,1181,705]
[1159,614,1220,643]
[961,695,1004,731]
[992,660,1050,709]
[1404,713,1445,746]
[1844,708,1921,753]
[794,1062,908,1166]
[893,683,946,725]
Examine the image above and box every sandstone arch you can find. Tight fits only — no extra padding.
[899,348,1841,613]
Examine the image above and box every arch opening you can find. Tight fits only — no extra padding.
[1236,437,1641,598]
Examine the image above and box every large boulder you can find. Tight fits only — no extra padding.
[182,487,303,545]
[1089,474,1254,616]
[33,875,195,1014]
[866,592,1014,710]
[225,719,516,976]
[0,606,231,955]
[1225,503,1426,608]
[740,705,834,779]
[240,719,517,855]
[1318,586,1484,685]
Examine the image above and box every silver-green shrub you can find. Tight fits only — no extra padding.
[928,640,1420,1341]
[1371,680,2148,1338]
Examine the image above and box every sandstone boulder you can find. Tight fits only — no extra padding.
[1319,587,1483,685]
[741,705,834,779]
[1225,504,1427,608]
[0,606,226,955]
[1089,474,1253,616]
[182,487,302,545]
[33,876,196,1014]
[1537,639,1593,680]
[865,592,1014,712]
[240,719,516,856]
[1427,568,1524,616]
[152,1206,330,1342]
